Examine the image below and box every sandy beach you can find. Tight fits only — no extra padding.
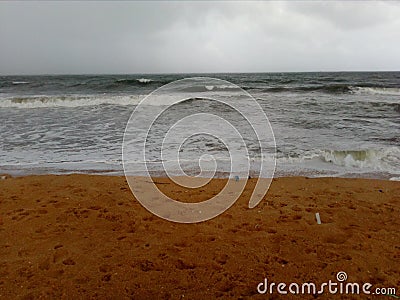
[2,1,400,299]
[0,175,398,299]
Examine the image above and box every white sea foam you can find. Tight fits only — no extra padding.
[137,78,152,83]
[350,86,400,96]
[278,147,400,172]
[12,81,30,85]
[0,94,179,108]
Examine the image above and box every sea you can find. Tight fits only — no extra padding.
[0,72,399,180]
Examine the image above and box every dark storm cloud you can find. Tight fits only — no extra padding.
[0,1,399,74]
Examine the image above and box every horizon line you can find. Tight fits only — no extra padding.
[1,70,400,76]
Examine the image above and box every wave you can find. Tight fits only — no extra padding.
[254,84,353,94]
[12,81,30,85]
[279,147,400,172]
[180,84,239,93]
[305,84,352,94]
[101,78,173,90]
[116,78,153,84]
[137,78,152,83]
[0,94,184,108]
[320,148,400,170]
[205,84,237,91]
[0,95,142,108]
[349,86,400,96]
[250,84,400,95]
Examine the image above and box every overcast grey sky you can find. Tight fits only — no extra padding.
[1,1,399,75]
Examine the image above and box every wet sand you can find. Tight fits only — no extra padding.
[0,175,399,299]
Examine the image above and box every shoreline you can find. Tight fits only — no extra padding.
[1,169,399,181]
[0,174,399,298]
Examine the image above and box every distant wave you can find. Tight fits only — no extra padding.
[137,78,152,83]
[300,84,352,93]
[5,77,399,97]
[12,81,30,85]
[100,78,173,90]
[116,78,153,84]
[253,84,352,94]
[180,84,239,93]
[251,84,400,95]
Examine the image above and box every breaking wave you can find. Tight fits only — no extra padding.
[349,86,400,96]
[12,81,30,85]
[136,78,152,83]
[320,148,400,170]
[253,84,352,94]
[116,78,153,84]
[250,85,400,95]
[0,94,184,108]
[279,147,400,172]
[178,84,240,93]
[0,95,141,108]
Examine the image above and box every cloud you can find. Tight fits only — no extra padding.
[0,1,399,74]
[288,1,400,30]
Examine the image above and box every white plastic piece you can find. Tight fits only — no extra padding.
[315,212,322,224]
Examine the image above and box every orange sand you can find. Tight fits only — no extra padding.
[0,175,399,299]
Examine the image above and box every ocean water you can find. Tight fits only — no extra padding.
[0,72,399,179]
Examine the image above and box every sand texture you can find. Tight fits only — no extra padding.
[0,175,399,299]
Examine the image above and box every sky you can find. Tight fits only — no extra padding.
[0,1,400,75]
